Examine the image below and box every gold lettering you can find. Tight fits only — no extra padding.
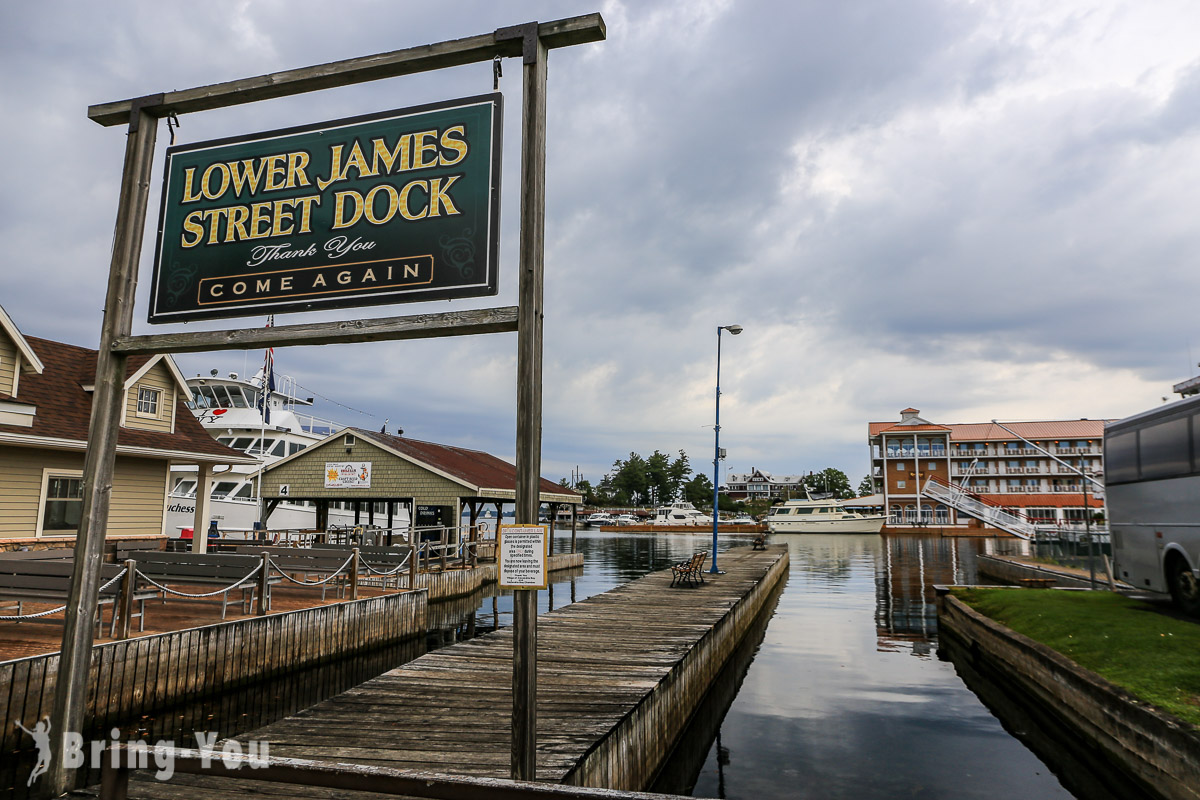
[371,134,413,175]
[428,175,461,217]
[312,274,327,287]
[286,151,311,188]
[362,268,376,283]
[404,263,420,278]
[316,145,344,191]
[201,163,231,201]
[280,276,293,290]
[412,130,439,170]
[228,160,266,198]
[364,184,399,225]
[181,168,203,203]
[337,271,351,285]
[399,180,428,220]
[181,211,205,247]
[232,281,247,295]
[202,208,229,245]
[256,278,271,293]
[439,126,468,166]
[341,140,373,181]
[249,202,274,239]
[294,195,321,233]
[210,283,224,297]
[263,154,288,192]
[332,191,363,229]
[225,206,250,243]
[270,198,296,237]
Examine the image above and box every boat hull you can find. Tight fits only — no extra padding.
[767,515,886,534]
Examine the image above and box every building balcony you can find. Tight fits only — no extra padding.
[951,467,991,476]
[1055,447,1101,456]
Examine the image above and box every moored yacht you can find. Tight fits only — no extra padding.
[766,494,886,534]
[651,502,714,526]
[165,369,388,535]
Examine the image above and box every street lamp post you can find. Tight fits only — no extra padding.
[711,324,743,573]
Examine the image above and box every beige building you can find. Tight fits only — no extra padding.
[257,427,582,537]
[0,305,251,549]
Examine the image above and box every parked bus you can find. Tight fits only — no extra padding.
[1104,395,1200,617]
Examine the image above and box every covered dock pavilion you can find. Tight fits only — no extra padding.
[255,427,583,550]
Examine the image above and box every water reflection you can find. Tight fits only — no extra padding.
[681,533,1077,800]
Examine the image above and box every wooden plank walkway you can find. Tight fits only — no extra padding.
[118,545,788,798]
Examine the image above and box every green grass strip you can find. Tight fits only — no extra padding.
[952,588,1200,727]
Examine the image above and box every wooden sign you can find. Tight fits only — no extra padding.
[498,524,548,589]
[148,94,502,323]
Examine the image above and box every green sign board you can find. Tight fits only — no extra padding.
[149,94,501,323]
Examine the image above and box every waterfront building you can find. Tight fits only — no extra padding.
[867,408,1107,529]
[0,305,250,548]
[722,468,806,501]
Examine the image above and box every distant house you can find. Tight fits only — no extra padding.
[722,468,806,501]
[0,305,251,548]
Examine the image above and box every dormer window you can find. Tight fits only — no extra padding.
[136,387,161,417]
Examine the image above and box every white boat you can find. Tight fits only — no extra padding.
[165,369,395,537]
[613,514,640,526]
[721,514,758,525]
[766,495,886,534]
[651,502,714,526]
[584,512,617,527]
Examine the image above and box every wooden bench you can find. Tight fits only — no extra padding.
[306,544,413,588]
[133,552,281,618]
[670,551,709,588]
[0,558,154,635]
[234,546,366,599]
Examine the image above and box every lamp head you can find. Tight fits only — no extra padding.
[723,324,743,335]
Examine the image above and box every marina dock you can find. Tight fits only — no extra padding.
[117,545,788,797]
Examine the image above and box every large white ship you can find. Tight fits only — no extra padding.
[164,368,396,535]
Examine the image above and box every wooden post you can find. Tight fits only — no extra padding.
[350,547,360,600]
[192,462,212,554]
[439,526,448,572]
[116,559,137,640]
[408,538,417,588]
[48,100,159,797]
[571,505,578,554]
[509,22,549,782]
[257,551,270,615]
[548,503,557,556]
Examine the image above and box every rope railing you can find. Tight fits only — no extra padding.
[360,549,411,576]
[267,552,357,586]
[135,563,262,598]
[0,567,129,621]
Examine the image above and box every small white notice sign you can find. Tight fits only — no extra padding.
[498,524,548,589]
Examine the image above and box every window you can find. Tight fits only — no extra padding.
[43,475,84,533]
[233,484,253,499]
[896,481,907,489]
[289,442,306,455]
[894,462,905,470]
[212,481,238,498]
[1106,431,1138,484]
[172,479,197,496]
[1139,416,1190,480]
[136,387,160,417]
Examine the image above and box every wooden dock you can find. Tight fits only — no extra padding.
[117,545,788,797]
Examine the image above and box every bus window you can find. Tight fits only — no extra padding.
[1139,416,1190,480]
[1105,431,1139,483]
[1192,413,1200,471]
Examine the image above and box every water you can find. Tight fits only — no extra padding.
[675,533,1077,799]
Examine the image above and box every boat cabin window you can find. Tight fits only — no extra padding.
[232,437,256,450]
[227,387,249,408]
[289,442,306,455]
[794,507,812,514]
[211,481,238,498]
[233,484,253,499]
[270,439,287,457]
[208,385,232,408]
[217,437,234,446]
[172,479,196,496]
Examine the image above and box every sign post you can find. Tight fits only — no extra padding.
[53,15,603,795]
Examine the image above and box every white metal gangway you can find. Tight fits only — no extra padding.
[921,476,1036,540]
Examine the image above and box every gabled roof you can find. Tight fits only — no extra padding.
[125,353,190,396]
[0,335,254,463]
[0,303,45,376]
[263,427,582,502]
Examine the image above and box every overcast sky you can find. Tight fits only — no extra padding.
[3,0,1199,489]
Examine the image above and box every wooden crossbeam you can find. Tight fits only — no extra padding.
[110,306,518,355]
[88,14,605,126]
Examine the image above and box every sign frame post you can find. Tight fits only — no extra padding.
[51,15,603,795]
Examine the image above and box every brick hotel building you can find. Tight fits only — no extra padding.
[867,408,1108,528]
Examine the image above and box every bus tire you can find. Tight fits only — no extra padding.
[1166,553,1200,618]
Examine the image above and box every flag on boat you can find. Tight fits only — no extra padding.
[257,315,275,424]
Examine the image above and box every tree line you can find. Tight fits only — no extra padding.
[562,455,878,511]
